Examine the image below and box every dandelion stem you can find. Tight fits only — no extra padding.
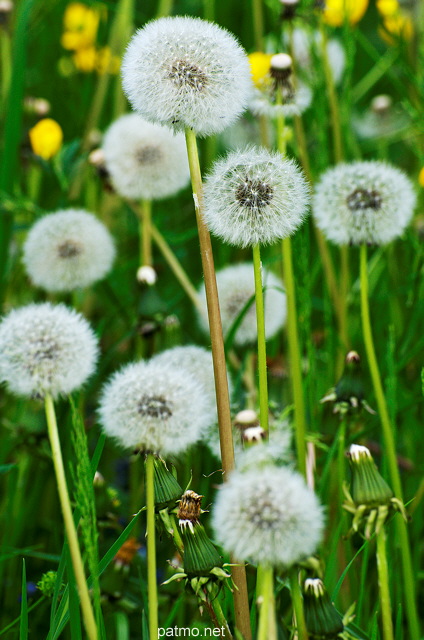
[150,223,202,310]
[184,126,252,640]
[257,566,277,640]
[252,244,269,433]
[140,198,153,267]
[251,0,264,51]
[156,0,173,18]
[145,453,158,640]
[289,568,308,640]
[376,526,394,640]
[360,243,420,640]
[44,394,98,640]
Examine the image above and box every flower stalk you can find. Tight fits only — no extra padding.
[252,243,269,433]
[44,393,98,640]
[145,453,158,640]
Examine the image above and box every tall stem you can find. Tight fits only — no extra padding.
[251,0,264,51]
[184,127,251,640]
[145,453,158,640]
[257,566,276,640]
[139,198,152,267]
[282,236,307,478]
[376,526,394,640]
[252,244,269,433]
[360,244,420,640]
[44,394,97,640]
[289,568,308,640]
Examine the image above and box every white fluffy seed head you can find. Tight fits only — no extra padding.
[98,359,211,457]
[102,113,190,200]
[203,147,309,247]
[313,161,416,246]
[286,28,346,85]
[121,16,252,137]
[0,303,99,399]
[22,209,115,293]
[212,465,324,567]
[236,425,293,471]
[198,263,287,346]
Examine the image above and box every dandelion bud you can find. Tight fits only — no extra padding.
[136,265,157,286]
[303,578,344,639]
[102,114,190,200]
[0,0,13,27]
[320,351,375,416]
[313,161,416,246]
[198,263,287,346]
[234,409,259,429]
[203,148,309,248]
[93,471,105,487]
[23,209,115,292]
[178,491,223,577]
[122,16,252,137]
[0,303,98,399]
[348,444,393,507]
[153,456,182,510]
[212,465,324,567]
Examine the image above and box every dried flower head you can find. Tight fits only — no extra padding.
[313,161,416,246]
[23,209,115,292]
[198,263,287,346]
[212,465,324,567]
[203,147,309,247]
[249,53,312,119]
[0,303,99,399]
[122,16,252,137]
[98,360,211,457]
[102,113,190,200]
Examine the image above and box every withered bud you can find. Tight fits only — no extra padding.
[178,490,203,526]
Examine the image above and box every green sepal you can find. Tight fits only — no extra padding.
[180,522,223,577]
[349,450,393,507]
[304,580,344,639]
[153,456,182,510]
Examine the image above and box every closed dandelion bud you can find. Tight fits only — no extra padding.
[203,147,309,248]
[303,578,344,639]
[98,360,211,457]
[198,263,287,346]
[348,445,393,507]
[0,303,98,399]
[23,209,115,292]
[102,114,190,200]
[212,465,324,567]
[152,456,182,510]
[178,491,223,576]
[136,265,157,286]
[320,351,375,416]
[313,161,416,246]
[122,16,252,137]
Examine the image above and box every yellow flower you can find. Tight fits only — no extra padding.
[376,0,399,17]
[248,52,273,88]
[418,168,424,188]
[61,2,99,51]
[95,46,121,75]
[29,119,63,160]
[323,0,369,27]
[380,12,413,43]
[73,46,97,72]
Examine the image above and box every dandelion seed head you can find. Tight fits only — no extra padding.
[121,16,252,137]
[203,148,309,248]
[98,360,211,457]
[212,465,324,567]
[22,209,115,293]
[286,28,346,85]
[236,424,293,471]
[0,303,99,399]
[102,113,189,200]
[198,263,287,347]
[313,161,416,245]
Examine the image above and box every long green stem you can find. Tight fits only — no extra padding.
[145,453,158,640]
[252,244,269,433]
[44,394,97,640]
[282,236,307,478]
[184,127,251,640]
[257,566,276,640]
[360,244,420,640]
[150,222,202,310]
[376,527,394,640]
[289,568,308,640]
[251,0,264,51]
[140,198,152,267]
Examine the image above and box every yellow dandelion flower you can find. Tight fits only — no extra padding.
[73,46,97,72]
[29,119,63,160]
[248,52,273,88]
[376,0,399,17]
[61,2,99,51]
[323,0,369,27]
[380,11,413,43]
[418,167,424,188]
